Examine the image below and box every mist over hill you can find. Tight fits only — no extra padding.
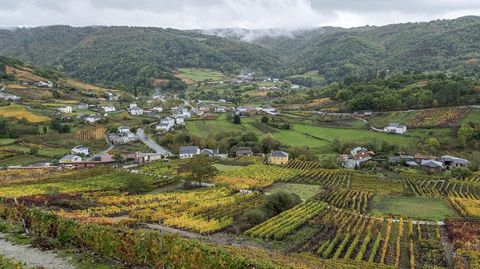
[1,16,479,90]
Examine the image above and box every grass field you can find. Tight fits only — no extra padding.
[265,183,323,200]
[176,68,228,84]
[0,104,50,123]
[2,143,69,158]
[0,138,16,145]
[0,153,48,167]
[371,195,458,221]
[462,108,480,124]
[187,116,420,155]
[186,115,263,137]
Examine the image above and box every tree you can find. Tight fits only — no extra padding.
[123,174,153,194]
[233,114,241,124]
[458,124,475,148]
[261,115,269,123]
[425,137,440,152]
[177,156,218,187]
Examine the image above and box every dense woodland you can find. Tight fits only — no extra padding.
[1,16,480,94]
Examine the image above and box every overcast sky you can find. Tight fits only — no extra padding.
[0,0,479,29]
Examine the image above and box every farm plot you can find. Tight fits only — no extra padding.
[245,201,327,240]
[313,188,373,213]
[286,170,351,188]
[285,160,323,170]
[0,104,50,123]
[406,178,480,199]
[286,207,446,269]
[369,107,471,128]
[60,188,262,234]
[445,219,480,269]
[214,164,298,189]
[448,197,480,219]
[75,126,107,141]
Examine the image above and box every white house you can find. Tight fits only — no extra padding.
[175,116,185,125]
[102,106,115,112]
[179,146,200,159]
[153,106,163,113]
[58,106,73,114]
[118,126,131,134]
[102,106,116,112]
[384,123,407,134]
[71,145,89,156]
[155,123,172,132]
[129,107,144,115]
[161,117,175,127]
[84,114,101,123]
[59,154,82,163]
[106,92,119,101]
[129,103,138,109]
[215,106,227,113]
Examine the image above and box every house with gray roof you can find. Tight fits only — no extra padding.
[384,123,407,134]
[420,159,444,170]
[179,146,200,159]
[267,150,289,165]
[440,155,470,170]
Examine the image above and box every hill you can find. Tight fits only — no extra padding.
[0,26,280,93]
[1,16,480,92]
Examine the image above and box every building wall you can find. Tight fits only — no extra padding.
[269,156,288,165]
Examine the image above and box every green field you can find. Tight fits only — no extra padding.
[265,183,323,200]
[462,108,480,124]
[0,138,16,145]
[187,116,420,155]
[176,68,228,83]
[286,70,325,83]
[2,144,69,158]
[371,195,458,221]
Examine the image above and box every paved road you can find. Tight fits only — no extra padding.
[86,134,114,161]
[136,128,172,156]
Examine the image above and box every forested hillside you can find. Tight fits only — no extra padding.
[0,26,280,93]
[1,16,480,92]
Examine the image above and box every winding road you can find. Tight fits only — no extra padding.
[136,128,172,156]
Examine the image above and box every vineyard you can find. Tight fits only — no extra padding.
[405,178,480,199]
[274,207,446,268]
[313,188,373,213]
[75,126,107,140]
[0,168,168,198]
[245,201,327,240]
[448,197,480,219]
[370,106,471,128]
[286,169,351,188]
[59,188,265,234]
[445,219,480,269]
[285,160,323,170]
[215,164,297,189]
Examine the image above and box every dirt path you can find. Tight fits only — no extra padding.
[0,233,76,269]
[144,223,264,249]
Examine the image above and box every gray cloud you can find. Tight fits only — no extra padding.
[0,0,479,29]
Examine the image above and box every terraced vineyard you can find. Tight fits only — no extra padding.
[286,169,351,188]
[405,178,480,199]
[245,201,327,240]
[59,188,263,234]
[448,197,480,219]
[313,188,373,213]
[289,208,445,268]
[285,160,323,170]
